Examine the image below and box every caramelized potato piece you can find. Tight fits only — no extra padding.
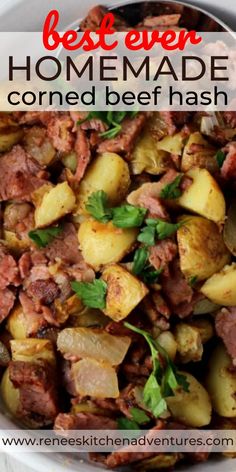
[167,372,212,427]
[102,264,148,321]
[157,132,185,155]
[201,263,236,306]
[175,323,203,363]
[0,367,20,416]
[76,153,130,215]
[10,339,56,366]
[177,216,230,281]
[177,168,225,224]
[34,182,76,228]
[181,132,218,173]
[78,219,137,271]
[23,126,56,166]
[206,344,236,417]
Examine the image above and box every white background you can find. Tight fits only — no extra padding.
[0,0,235,471]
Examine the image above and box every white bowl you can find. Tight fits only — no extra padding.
[0,0,236,471]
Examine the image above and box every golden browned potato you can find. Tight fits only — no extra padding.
[200,263,236,306]
[174,323,203,363]
[156,331,177,361]
[157,132,185,155]
[177,168,226,224]
[7,303,46,339]
[78,219,137,271]
[61,152,77,173]
[10,339,56,366]
[181,132,218,173]
[34,182,76,228]
[206,344,236,417]
[130,129,171,175]
[31,183,54,207]
[23,126,56,166]
[136,454,180,470]
[72,358,119,398]
[76,153,130,215]
[102,264,148,321]
[166,372,212,427]
[0,367,20,416]
[188,318,214,344]
[3,230,30,255]
[177,216,230,281]
[0,113,23,152]
[57,327,131,365]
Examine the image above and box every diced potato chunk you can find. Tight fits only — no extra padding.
[57,327,131,365]
[23,126,56,166]
[102,264,148,321]
[3,230,30,255]
[166,372,212,427]
[76,153,130,215]
[157,132,185,155]
[177,168,225,224]
[188,319,214,344]
[175,323,203,363]
[181,132,217,173]
[177,216,230,281]
[200,263,236,306]
[72,358,119,398]
[7,303,45,339]
[156,331,177,361]
[78,219,137,271]
[206,344,236,417]
[34,182,76,228]
[1,368,20,416]
[10,339,56,365]
[136,454,179,470]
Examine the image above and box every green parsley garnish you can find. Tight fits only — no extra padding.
[28,226,63,248]
[85,191,146,229]
[78,111,138,140]
[85,190,112,223]
[124,322,189,418]
[132,247,149,275]
[215,150,226,168]
[189,275,198,287]
[132,247,162,284]
[112,205,146,228]
[71,279,107,309]
[160,174,183,200]
[117,407,149,430]
[137,225,156,246]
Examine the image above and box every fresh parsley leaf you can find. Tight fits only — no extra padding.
[189,275,198,287]
[77,111,108,126]
[71,279,107,309]
[155,220,183,240]
[160,174,183,200]
[117,417,140,430]
[143,373,167,418]
[85,190,112,223]
[112,205,147,228]
[123,322,189,418]
[100,124,122,139]
[78,111,139,140]
[130,407,149,424]
[141,267,163,284]
[28,226,63,248]
[215,150,226,168]
[132,247,149,275]
[137,226,156,246]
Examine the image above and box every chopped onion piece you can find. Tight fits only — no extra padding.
[72,358,119,398]
[57,327,131,365]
